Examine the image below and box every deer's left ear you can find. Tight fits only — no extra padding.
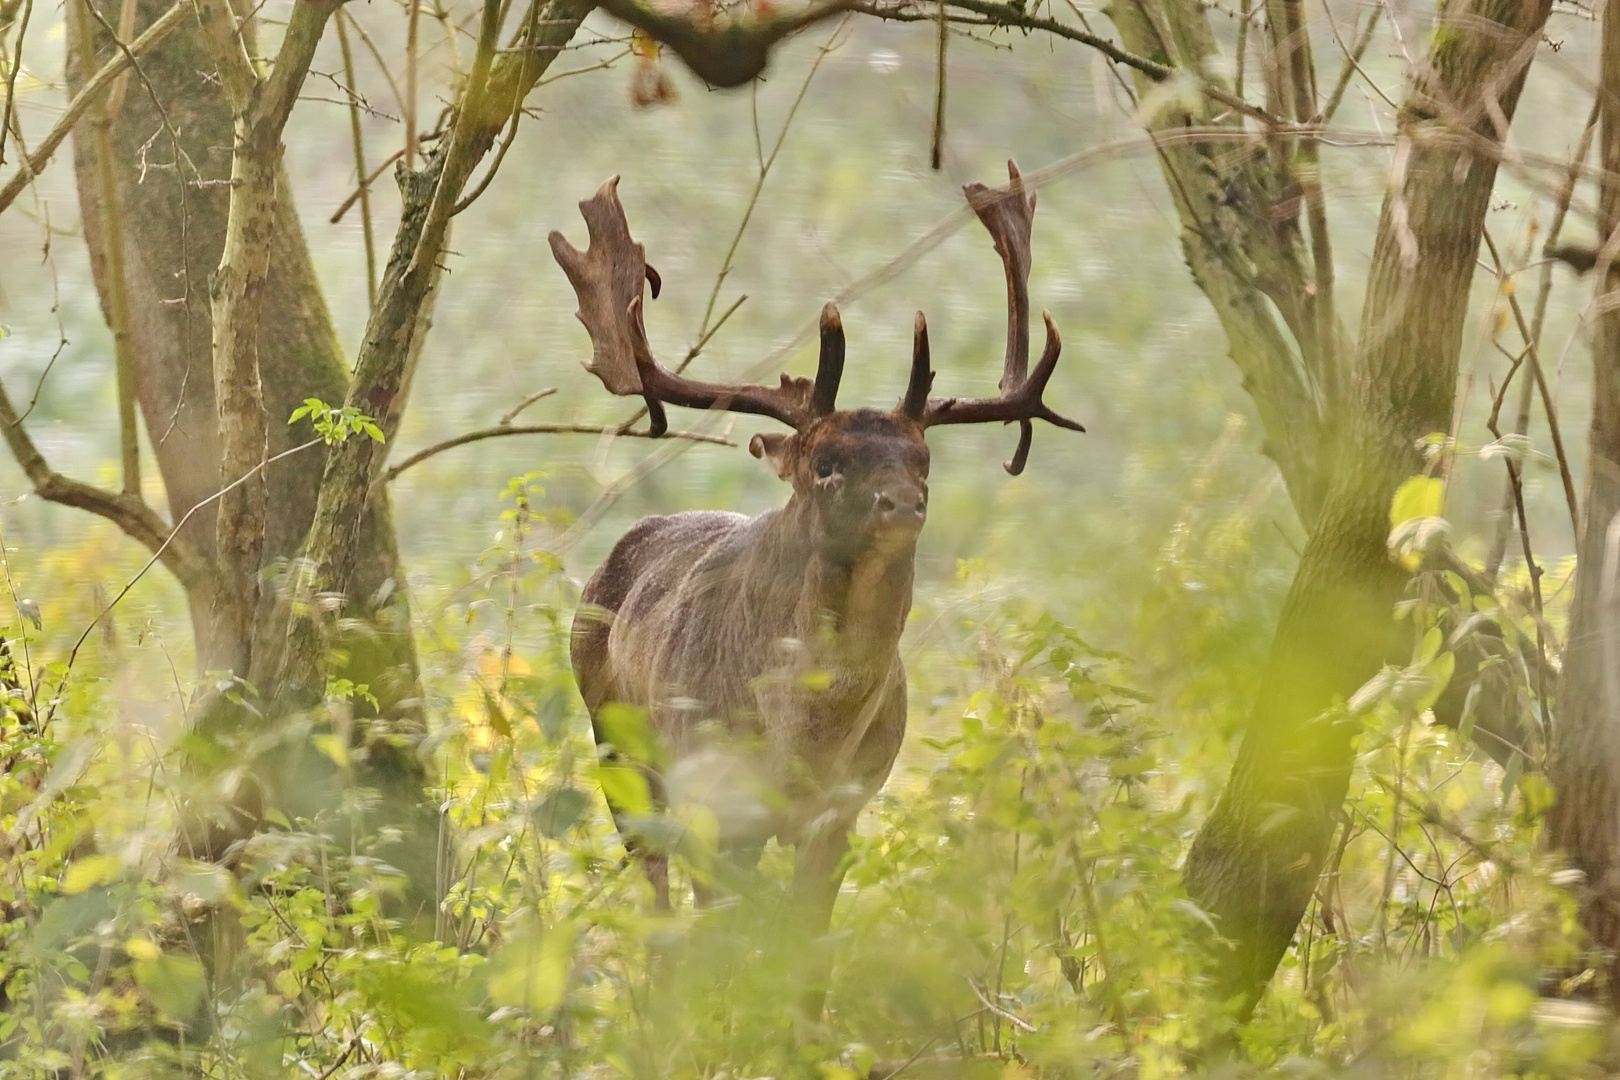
[749,432,794,480]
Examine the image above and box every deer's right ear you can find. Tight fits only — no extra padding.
[749,432,794,480]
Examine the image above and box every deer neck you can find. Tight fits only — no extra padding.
[765,496,917,669]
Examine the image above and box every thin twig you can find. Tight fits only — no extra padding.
[1484,228,1581,542]
[381,423,734,485]
[1488,97,1599,579]
[313,1036,362,1080]
[1321,1,1392,122]
[498,386,558,425]
[336,14,378,308]
[967,979,1037,1033]
[0,0,31,166]
[696,16,848,337]
[330,146,407,224]
[857,0,1288,127]
[342,8,408,122]
[42,438,324,729]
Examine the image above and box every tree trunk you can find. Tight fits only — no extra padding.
[65,0,427,846]
[1178,0,1550,1013]
[1546,0,1620,985]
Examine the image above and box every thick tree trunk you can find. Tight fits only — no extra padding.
[1546,0,1620,984]
[1179,0,1550,1013]
[66,0,417,701]
[65,0,427,856]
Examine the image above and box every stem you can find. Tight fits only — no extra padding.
[75,0,141,496]
[406,0,420,168]
[336,14,378,308]
[0,0,187,215]
[931,0,946,170]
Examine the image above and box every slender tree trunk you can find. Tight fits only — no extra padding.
[1546,0,1620,984]
[1179,0,1550,1012]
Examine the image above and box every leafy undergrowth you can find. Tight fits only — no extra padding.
[0,475,1602,1078]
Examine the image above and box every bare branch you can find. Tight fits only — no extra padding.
[498,386,558,425]
[381,423,735,485]
[0,371,208,592]
[858,0,1288,127]
[0,0,187,216]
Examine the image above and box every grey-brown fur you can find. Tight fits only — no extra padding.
[554,163,1083,939]
[572,410,927,921]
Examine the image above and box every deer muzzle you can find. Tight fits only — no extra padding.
[873,482,927,532]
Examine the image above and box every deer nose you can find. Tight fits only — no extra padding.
[874,483,927,526]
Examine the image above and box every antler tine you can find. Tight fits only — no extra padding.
[813,303,845,416]
[901,311,933,421]
[920,312,1085,475]
[553,176,816,433]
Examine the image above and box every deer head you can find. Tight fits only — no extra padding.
[548,162,1084,562]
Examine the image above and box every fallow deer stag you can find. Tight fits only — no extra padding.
[552,162,1082,933]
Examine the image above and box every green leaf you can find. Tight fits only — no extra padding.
[596,761,653,817]
[482,687,512,738]
[487,923,577,1011]
[134,952,207,1021]
[532,786,591,838]
[595,702,662,766]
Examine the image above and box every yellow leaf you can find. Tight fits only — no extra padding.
[1390,476,1444,528]
[62,854,122,894]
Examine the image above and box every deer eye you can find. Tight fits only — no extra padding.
[815,459,839,480]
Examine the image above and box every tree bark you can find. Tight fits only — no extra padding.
[1104,0,1328,526]
[276,0,594,696]
[66,0,417,693]
[1546,0,1620,983]
[64,0,427,859]
[1179,0,1550,1012]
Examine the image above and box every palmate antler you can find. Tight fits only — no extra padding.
[901,160,1085,475]
[550,164,1082,470]
[548,176,844,436]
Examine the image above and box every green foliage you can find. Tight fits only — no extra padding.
[0,470,1597,1079]
[288,398,385,446]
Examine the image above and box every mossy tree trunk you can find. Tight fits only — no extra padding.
[63,0,430,865]
[1103,0,1552,1013]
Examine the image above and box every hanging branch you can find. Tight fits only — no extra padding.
[0,370,207,591]
[857,0,1289,127]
